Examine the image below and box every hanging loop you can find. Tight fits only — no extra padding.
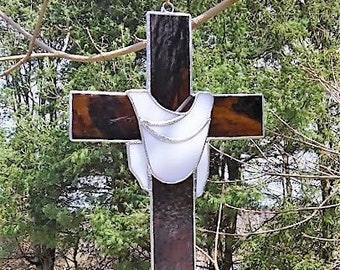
[161,1,175,13]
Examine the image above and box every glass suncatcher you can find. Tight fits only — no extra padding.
[69,3,264,269]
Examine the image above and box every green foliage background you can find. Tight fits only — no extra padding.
[0,0,339,269]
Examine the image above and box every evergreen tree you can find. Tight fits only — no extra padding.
[0,0,339,269]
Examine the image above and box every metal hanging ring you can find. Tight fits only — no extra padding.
[161,1,175,13]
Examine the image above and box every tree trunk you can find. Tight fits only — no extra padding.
[320,175,335,262]
[35,246,56,270]
[282,149,292,205]
[317,119,337,263]
[219,157,240,270]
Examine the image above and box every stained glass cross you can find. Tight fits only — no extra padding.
[69,11,263,270]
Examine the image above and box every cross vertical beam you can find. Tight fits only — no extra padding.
[147,12,195,269]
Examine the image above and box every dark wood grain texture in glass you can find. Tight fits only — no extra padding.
[71,94,139,140]
[71,94,263,140]
[149,13,195,270]
[149,13,190,111]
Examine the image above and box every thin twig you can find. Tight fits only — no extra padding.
[268,110,340,155]
[61,32,70,52]
[269,128,340,161]
[267,172,340,180]
[199,188,339,237]
[209,142,339,182]
[86,27,103,53]
[301,233,340,242]
[213,202,223,270]
[192,0,239,29]
[0,9,56,53]
[250,138,269,162]
[209,143,246,165]
[302,66,340,103]
[196,245,216,268]
[0,0,50,77]
[224,201,340,215]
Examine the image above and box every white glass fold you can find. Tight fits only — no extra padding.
[127,142,151,192]
[126,90,213,197]
[196,142,210,197]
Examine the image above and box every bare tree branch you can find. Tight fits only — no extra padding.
[61,32,71,52]
[191,0,239,29]
[302,65,340,103]
[302,233,340,242]
[199,187,339,237]
[0,42,147,64]
[268,110,340,155]
[0,9,56,53]
[214,202,223,270]
[0,0,240,68]
[86,27,104,53]
[267,172,340,180]
[209,142,339,184]
[269,110,340,155]
[0,0,50,77]
[196,245,217,268]
[224,201,340,215]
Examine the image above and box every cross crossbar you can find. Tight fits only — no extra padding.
[70,92,263,141]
